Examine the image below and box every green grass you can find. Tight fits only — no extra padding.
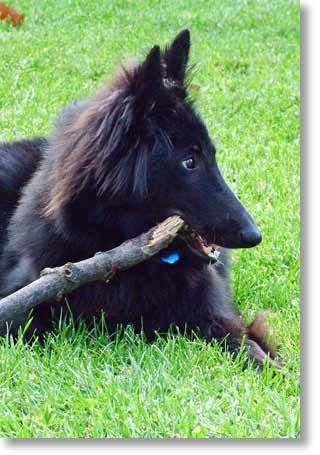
[0,0,299,439]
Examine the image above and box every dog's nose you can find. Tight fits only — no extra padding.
[240,228,262,247]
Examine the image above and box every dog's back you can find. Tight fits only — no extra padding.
[0,138,46,251]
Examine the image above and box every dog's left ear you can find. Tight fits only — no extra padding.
[164,29,190,82]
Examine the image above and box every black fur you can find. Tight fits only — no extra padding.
[0,138,47,254]
[0,31,277,369]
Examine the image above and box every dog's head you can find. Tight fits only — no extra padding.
[46,30,261,258]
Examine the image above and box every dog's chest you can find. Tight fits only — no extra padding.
[68,261,207,331]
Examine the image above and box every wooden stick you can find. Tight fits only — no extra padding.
[0,216,184,328]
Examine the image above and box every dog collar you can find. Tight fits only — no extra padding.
[160,249,220,265]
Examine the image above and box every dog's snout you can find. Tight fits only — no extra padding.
[240,228,262,247]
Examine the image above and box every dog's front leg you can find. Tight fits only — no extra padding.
[198,316,282,372]
[222,335,282,372]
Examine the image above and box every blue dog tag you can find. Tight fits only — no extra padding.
[161,252,180,264]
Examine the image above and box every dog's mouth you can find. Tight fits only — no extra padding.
[178,224,220,264]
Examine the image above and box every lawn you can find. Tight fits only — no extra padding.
[0,0,300,438]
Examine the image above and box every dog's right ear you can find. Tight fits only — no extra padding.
[132,45,164,107]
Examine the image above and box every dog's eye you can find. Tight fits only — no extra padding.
[182,156,196,170]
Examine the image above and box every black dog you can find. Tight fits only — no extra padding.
[0,31,278,368]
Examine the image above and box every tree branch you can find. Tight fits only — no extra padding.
[0,216,184,328]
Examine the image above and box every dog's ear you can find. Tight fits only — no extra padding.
[134,45,163,102]
[164,29,190,82]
